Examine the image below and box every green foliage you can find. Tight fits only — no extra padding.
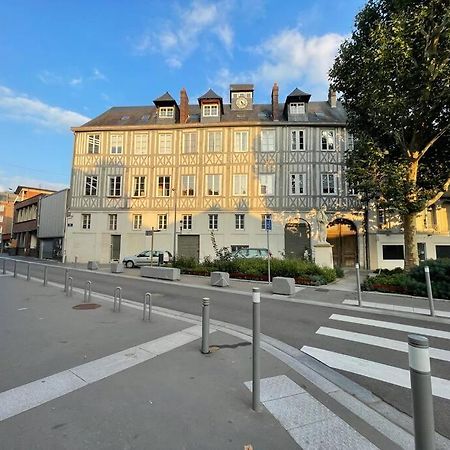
[335,267,345,278]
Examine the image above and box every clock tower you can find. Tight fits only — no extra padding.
[230,84,254,111]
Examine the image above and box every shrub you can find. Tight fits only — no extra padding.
[335,266,345,278]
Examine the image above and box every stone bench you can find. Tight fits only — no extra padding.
[111,262,124,273]
[87,261,99,270]
[140,266,180,281]
[272,277,296,295]
[210,271,230,287]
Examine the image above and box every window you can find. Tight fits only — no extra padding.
[110,135,123,154]
[108,176,122,197]
[158,133,172,154]
[108,214,117,231]
[377,209,387,229]
[182,214,192,230]
[235,214,245,230]
[208,131,222,152]
[382,245,404,260]
[157,176,171,197]
[291,130,305,151]
[290,173,305,195]
[289,102,305,114]
[133,176,146,197]
[436,245,450,259]
[234,130,249,152]
[134,134,148,155]
[203,104,219,117]
[183,132,198,153]
[181,175,195,196]
[261,129,275,152]
[261,213,272,230]
[132,214,142,230]
[84,176,98,196]
[88,134,100,154]
[348,133,354,151]
[233,174,248,196]
[159,107,174,118]
[206,174,221,196]
[158,214,167,230]
[208,214,218,230]
[259,174,274,195]
[321,130,335,151]
[82,214,91,230]
[321,174,337,195]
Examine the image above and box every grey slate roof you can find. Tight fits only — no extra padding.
[198,89,222,101]
[230,84,254,91]
[153,92,176,104]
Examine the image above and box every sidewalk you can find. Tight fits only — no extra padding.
[0,274,426,449]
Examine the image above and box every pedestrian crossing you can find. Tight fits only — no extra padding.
[301,313,450,401]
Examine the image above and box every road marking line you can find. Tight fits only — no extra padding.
[317,327,450,362]
[301,346,450,400]
[343,299,450,318]
[17,307,28,311]
[0,325,207,422]
[330,314,450,340]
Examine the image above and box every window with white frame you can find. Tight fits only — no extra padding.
[321,173,337,195]
[132,214,142,230]
[290,173,305,195]
[233,174,248,196]
[289,102,305,114]
[159,107,174,118]
[158,214,167,230]
[207,131,222,152]
[261,129,275,152]
[84,176,98,196]
[261,213,272,230]
[259,174,274,195]
[203,104,219,117]
[110,135,123,154]
[206,174,221,196]
[82,213,91,230]
[158,133,172,154]
[235,214,245,230]
[134,134,148,155]
[347,133,354,151]
[182,214,192,230]
[108,214,117,231]
[181,175,195,196]
[183,132,198,153]
[157,176,171,197]
[88,134,100,154]
[321,130,335,151]
[208,214,218,230]
[108,176,122,197]
[291,130,305,151]
[133,176,146,197]
[234,130,249,152]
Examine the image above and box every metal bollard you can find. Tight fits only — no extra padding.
[113,287,122,312]
[252,287,261,412]
[143,292,152,321]
[84,280,91,303]
[2,258,5,275]
[408,335,435,450]
[13,260,17,278]
[74,256,78,267]
[64,268,69,292]
[201,297,210,354]
[26,263,31,281]
[355,263,362,307]
[66,277,73,297]
[43,266,48,286]
[424,266,435,317]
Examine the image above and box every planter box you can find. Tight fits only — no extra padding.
[141,266,180,281]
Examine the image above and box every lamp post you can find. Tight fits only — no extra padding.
[172,187,177,264]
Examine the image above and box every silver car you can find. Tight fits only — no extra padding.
[231,248,270,259]
[122,250,172,268]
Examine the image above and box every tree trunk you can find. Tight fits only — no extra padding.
[402,212,419,270]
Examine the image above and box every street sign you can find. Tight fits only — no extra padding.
[145,229,161,236]
[265,217,272,231]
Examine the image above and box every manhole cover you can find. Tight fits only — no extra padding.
[72,303,101,310]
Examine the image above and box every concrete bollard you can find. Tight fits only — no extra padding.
[43,265,48,286]
[83,280,91,303]
[201,297,210,354]
[424,266,435,317]
[13,260,17,278]
[252,287,261,412]
[408,335,435,450]
[2,258,5,275]
[143,292,152,321]
[355,263,362,306]
[113,287,122,312]
[26,263,31,281]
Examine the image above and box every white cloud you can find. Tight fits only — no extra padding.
[37,70,64,85]
[70,77,83,86]
[0,173,68,193]
[0,85,90,131]
[91,68,107,81]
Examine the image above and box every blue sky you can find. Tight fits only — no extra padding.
[0,0,365,192]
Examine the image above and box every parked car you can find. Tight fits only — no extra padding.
[122,250,172,268]
[230,248,271,259]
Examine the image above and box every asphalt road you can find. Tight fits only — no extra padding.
[4,257,450,439]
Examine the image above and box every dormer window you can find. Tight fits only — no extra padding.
[159,107,174,118]
[289,103,305,115]
[203,104,219,117]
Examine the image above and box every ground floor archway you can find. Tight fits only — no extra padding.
[327,218,358,267]
[284,220,311,259]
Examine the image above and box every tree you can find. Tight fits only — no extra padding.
[330,0,450,269]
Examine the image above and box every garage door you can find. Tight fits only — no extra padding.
[178,235,200,261]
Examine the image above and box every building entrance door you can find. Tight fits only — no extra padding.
[110,235,121,261]
[326,219,358,268]
[284,221,311,259]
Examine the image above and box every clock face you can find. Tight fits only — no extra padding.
[236,96,248,109]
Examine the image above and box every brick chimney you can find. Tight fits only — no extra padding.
[271,82,279,121]
[328,87,337,108]
[180,88,189,123]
